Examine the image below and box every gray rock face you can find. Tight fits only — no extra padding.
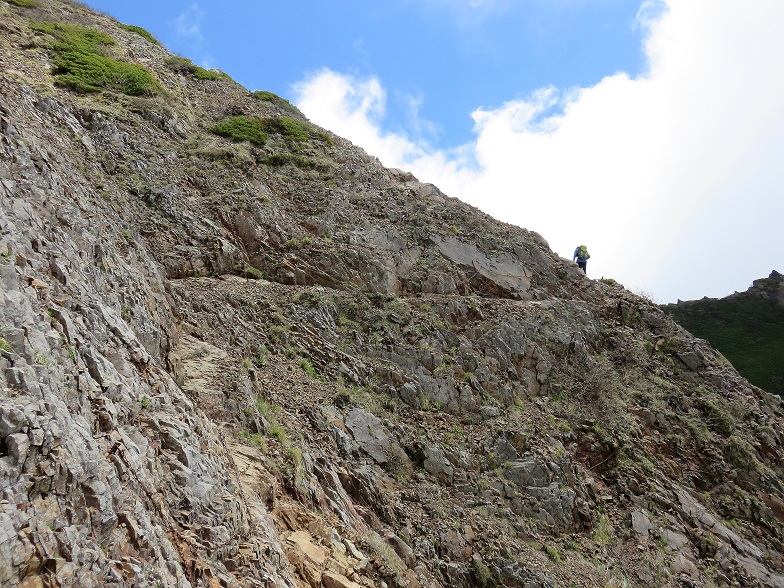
[345,407,403,466]
[422,445,455,485]
[504,457,578,530]
[0,84,296,587]
[631,510,653,539]
[434,236,532,299]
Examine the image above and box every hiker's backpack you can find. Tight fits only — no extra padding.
[577,245,590,260]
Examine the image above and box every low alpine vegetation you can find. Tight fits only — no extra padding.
[119,23,160,45]
[208,114,331,147]
[31,22,160,95]
[164,56,226,80]
[5,0,39,7]
[209,116,269,146]
[262,116,314,142]
[251,90,304,117]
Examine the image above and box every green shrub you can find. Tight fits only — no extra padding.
[208,116,268,145]
[255,397,281,418]
[251,90,303,117]
[239,431,267,449]
[193,67,226,81]
[724,435,760,471]
[262,116,313,142]
[164,55,225,80]
[696,395,736,436]
[544,545,563,563]
[253,90,282,103]
[209,114,329,147]
[472,559,497,588]
[268,324,289,347]
[592,513,613,545]
[31,22,160,95]
[243,264,265,279]
[299,357,321,379]
[119,23,160,45]
[5,0,39,7]
[657,336,682,355]
[334,388,352,408]
[253,345,270,366]
[263,115,329,144]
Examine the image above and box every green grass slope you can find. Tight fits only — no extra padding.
[663,273,784,395]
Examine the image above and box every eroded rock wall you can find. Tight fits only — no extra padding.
[0,83,295,587]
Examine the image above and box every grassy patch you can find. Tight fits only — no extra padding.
[239,431,267,449]
[253,398,304,480]
[255,399,289,443]
[592,513,613,545]
[118,23,160,45]
[334,382,385,414]
[696,393,737,436]
[209,116,268,145]
[31,22,160,95]
[5,0,38,6]
[657,336,682,356]
[32,350,53,366]
[544,544,563,563]
[253,345,270,367]
[362,533,407,584]
[299,357,321,380]
[255,397,281,417]
[209,114,330,147]
[261,116,314,142]
[471,559,497,588]
[251,90,304,117]
[243,264,265,280]
[724,435,761,472]
[164,55,226,80]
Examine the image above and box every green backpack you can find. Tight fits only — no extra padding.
[577,245,590,259]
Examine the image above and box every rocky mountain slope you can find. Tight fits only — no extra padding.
[2,1,784,587]
[663,271,784,397]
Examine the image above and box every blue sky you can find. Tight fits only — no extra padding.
[84,1,784,303]
[85,0,648,149]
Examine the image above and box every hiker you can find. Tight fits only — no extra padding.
[573,245,590,274]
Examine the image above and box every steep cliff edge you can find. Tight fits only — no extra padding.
[2,2,784,587]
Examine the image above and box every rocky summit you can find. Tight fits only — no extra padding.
[1,2,784,587]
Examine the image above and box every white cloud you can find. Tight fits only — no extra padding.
[633,0,667,32]
[293,69,428,167]
[175,4,204,40]
[173,4,216,72]
[292,1,784,303]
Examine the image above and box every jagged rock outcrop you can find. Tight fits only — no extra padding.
[2,1,784,587]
